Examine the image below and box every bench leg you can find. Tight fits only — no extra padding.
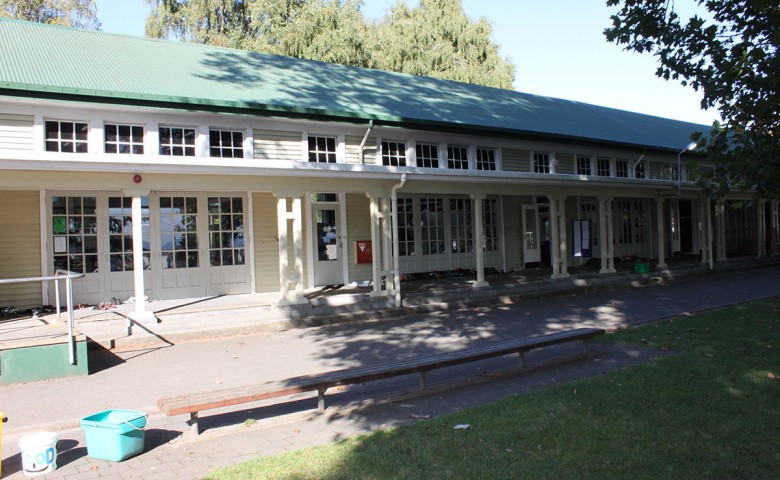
[518,351,525,370]
[317,387,327,412]
[188,412,199,436]
[419,371,428,390]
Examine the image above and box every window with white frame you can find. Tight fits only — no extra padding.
[416,143,439,168]
[483,198,499,251]
[616,158,629,178]
[450,198,473,253]
[533,152,551,173]
[597,157,611,176]
[45,120,88,153]
[51,195,97,273]
[308,135,337,163]
[159,126,195,156]
[576,155,591,175]
[476,147,496,171]
[397,198,415,256]
[105,124,144,154]
[381,140,407,166]
[420,198,445,255]
[210,129,244,158]
[447,145,469,169]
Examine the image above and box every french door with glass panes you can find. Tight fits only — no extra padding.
[48,192,249,305]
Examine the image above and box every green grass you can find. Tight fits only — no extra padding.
[206,299,780,479]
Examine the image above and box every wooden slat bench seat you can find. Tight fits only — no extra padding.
[158,327,605,435]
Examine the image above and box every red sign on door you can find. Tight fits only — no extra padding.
[356,240,372,264]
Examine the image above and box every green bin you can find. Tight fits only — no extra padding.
[633,262,650,274]
[80,409,147,461]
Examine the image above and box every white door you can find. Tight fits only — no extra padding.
[157,194,205,299]
[205,195,250,295]
[312,204,344,286]
[522,205,541,265]
[105,195,152,302]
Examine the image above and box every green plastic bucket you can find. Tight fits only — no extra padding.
[80,409,147,462]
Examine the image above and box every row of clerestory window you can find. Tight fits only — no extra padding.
[44,121,244,158]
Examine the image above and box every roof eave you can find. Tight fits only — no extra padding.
[0,84,691,155]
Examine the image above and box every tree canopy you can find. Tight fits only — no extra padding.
[605,0,780,199]
[0,0,99,29]
[144,0,515,89]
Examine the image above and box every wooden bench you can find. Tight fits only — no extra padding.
[158,327,605,435]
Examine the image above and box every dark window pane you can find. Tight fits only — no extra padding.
[172,128,183,143]
[160,145,171,155]
[234,148,243,158]
[61,122,74,137]
[118,125,130,142]
[172,146,183,156]
[326,137,336,151]
[132,145,144,155]
[132,126,143,141]
[184,147,195,156]
[184,129,195,144]
[118,144,130,154]
[209,130,219,147]
[75,142,88,153]
[210,250,221,266]
[232,131,243,145]
[232,197,242,213]
[221,130,231,145]
[105,124,117,142]
[46,140,59,152]
[45,121,58,139]
[211,147,220,157]
[75,123,88,141]
[105,143,117,154]
[159,127,170,143]
[61,141,74,153]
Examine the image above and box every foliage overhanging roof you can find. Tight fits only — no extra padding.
[0,17,709,152]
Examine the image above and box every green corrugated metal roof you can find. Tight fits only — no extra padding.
[0,17,708,152]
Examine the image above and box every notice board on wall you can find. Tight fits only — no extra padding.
[572,219,592,258]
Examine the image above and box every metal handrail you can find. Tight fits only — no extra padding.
[0,270,85,365]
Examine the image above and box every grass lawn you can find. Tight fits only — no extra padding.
[205,299,780,479]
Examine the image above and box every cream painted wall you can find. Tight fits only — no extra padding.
[502,196,525,271]
[252,192,281,293]
[0,190,42,308]
[346,193,372,282]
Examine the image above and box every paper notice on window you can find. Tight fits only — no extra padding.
[54,236,67,253]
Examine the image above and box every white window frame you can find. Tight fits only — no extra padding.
[532,152,551,174]
[476,147,497,171]
[576,154,592,176]
[104,123,145,155]
[306,134,338,163]
[596,156,612,177]
[415,142,440,169]
[447,145,470,170]
[45,119,89,153]
[159,125,196,157]
[209,128,245,158]
[380,139,407,167]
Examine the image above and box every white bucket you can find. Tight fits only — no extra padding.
[18,432,58,476]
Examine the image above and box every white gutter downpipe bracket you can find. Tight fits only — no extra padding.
[391,173,407,306]
[359,120,375,165]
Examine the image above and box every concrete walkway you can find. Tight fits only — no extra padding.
[1,260,780,479]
